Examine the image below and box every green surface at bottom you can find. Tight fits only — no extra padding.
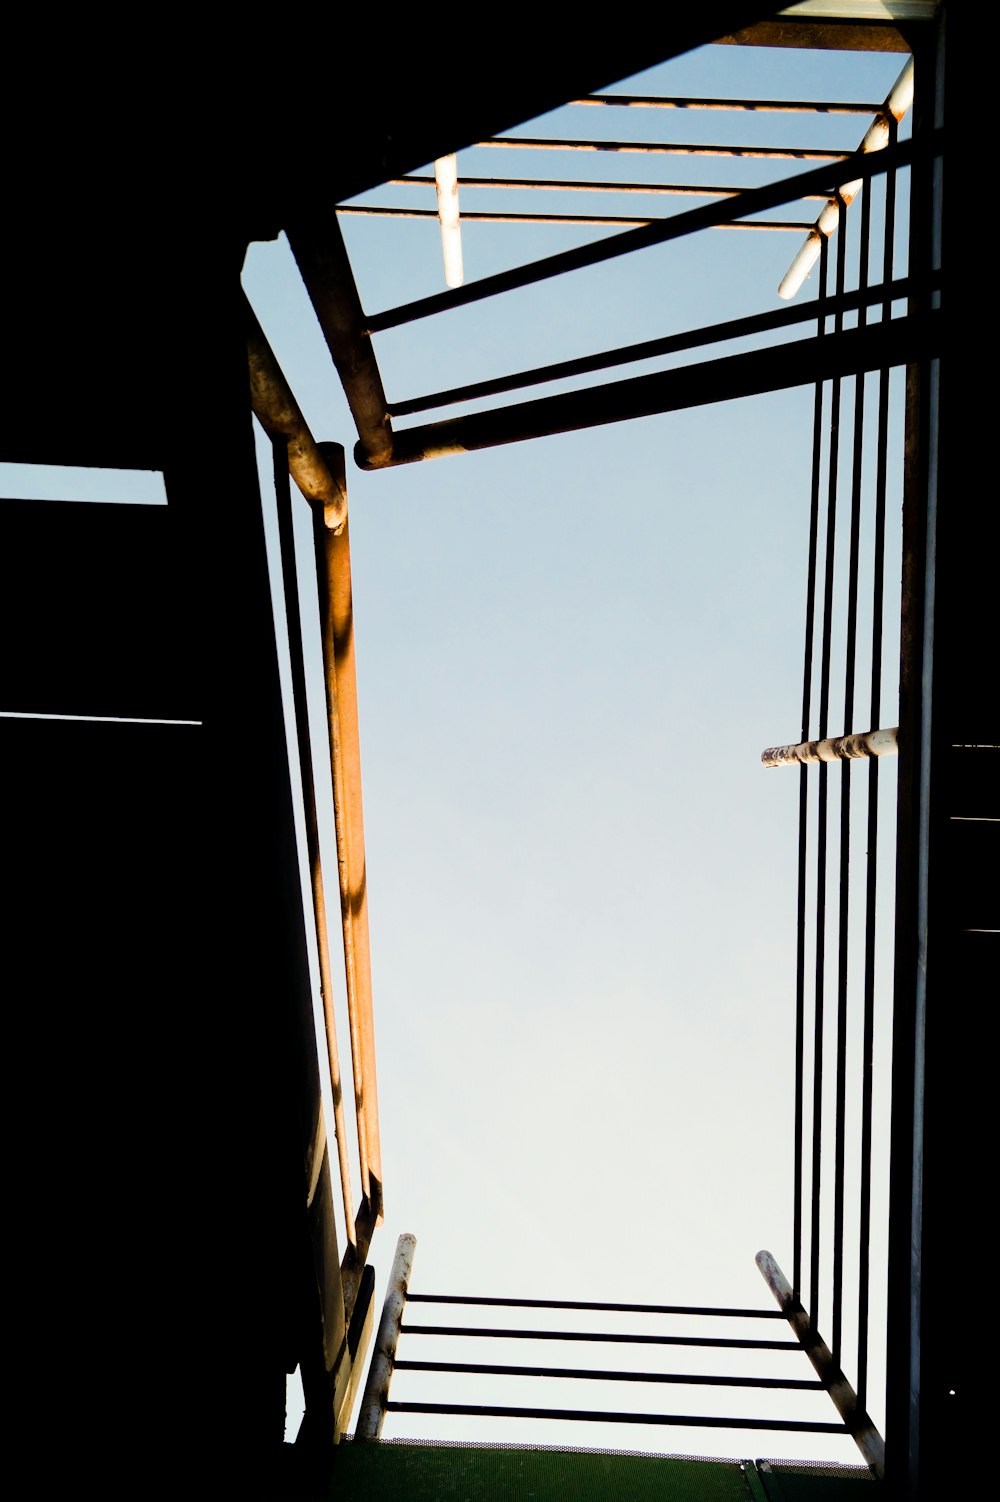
[326,1440,755,1501]
[279,1440,882,1502]
[754,1459,880,1502]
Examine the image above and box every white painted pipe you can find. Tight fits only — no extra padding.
[762,725,898,767]
[434,154,464,288]
[778,58,914,300]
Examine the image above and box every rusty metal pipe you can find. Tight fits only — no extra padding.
[756,1250,884,1475]
[285,215,394,468]
[355,1233,417,1439]
[339,206,809,230]
[312,452,382,1221]
[575,93,883,115]
[779,59,914,299]
[478,135,851,162]
[244,297,347,530]
[270,440,356,1249]
[762,726,898,767]
[391,173,829,200]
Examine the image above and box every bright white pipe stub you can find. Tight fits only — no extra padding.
[434,154,464,288]
[778,57,914,300]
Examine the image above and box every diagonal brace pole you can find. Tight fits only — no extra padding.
[757,1250,884,1476]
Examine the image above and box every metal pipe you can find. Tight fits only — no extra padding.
[433,154,464,288]
[244,297,347,530]
[406,1295,784,1317]
[858,152,898,1413]
[391,174,831,199]
[762,726,898,767]
[756,1250,885,1474]
[478,135,851,162]
[389,274,919,418]
[270,440,356,1249]
[398,1325,798,1349]
[575,93,883,115]
[387,1402,844,1433]
[339,206,809,230]
[779,59,913,298]
[359,313,938,469]
[364,135,922,336]
[311,468,382,1220]
[284,214,394,468]
[355,1233,417,1439]
[394,1360,821,1388]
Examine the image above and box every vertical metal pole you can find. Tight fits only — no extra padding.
[794,232,828,1304]
[810,231,838,1333]
[271,439,356,1251]
[356,1234,418,1439]
[857,114,897,1418]
[312,447,384,1225]
[833,182,866,1368]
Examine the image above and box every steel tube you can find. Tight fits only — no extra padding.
[387,1402,844,1433]
[434,154,464,288]
[285,214,394,468]
[390,174,829,199]
[794,261,828,1299]
[575,93,882,115]
[779,60,913,298]
[339,207,809,230]
[756,1250,885,1473]
[832,179,873,1368]
[244,297,347,530]
[360,314,938,469]
[356,1233,417,1440]
[478,135,850,161]
[398,1325,798,1349]
[270,441,356,1249]
[364,135,922,335]
[389,274,918,418]
[312,479,382,1219]
[394,1360,821,1388]
[762,727,898,767]
[406,1295,784,1316]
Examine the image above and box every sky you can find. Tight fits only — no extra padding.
[245,33,910,1468]
[1,29,910,1472]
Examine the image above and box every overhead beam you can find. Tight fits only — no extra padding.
[356,311,940,469]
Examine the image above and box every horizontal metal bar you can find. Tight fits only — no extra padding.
[364,134,923,334]
[394,1360,823,1389]
[339,206,808,230]
[386,1402,846,1433]
[406,1295,786,1317]
[388,273,916,418]
[762,726,898,768]
[477,136,851,162]
[399,1324,799,1349]
[362,311,939,470]
[391,174,829,200]
[575,93,883,115]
